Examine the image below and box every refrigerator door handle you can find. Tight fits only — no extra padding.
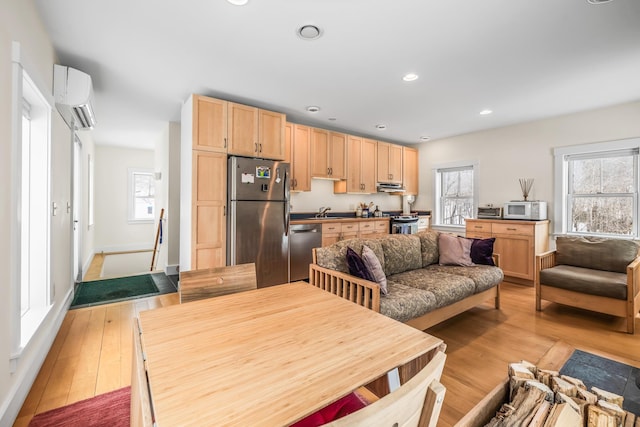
[284,168,290,236]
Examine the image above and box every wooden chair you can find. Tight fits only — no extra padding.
[178,263,258,303]
[536,236,640,334]
[130,318,154,427]
[325,351,447,427]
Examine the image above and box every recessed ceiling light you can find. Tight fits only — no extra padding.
[297,25,322,40]
[402,73,419,82]
[420,136,431,141]
[306,106,321,113]
[227,0,248,5]
[587,0,613,4]
[328,117,337,121]
[479,109,493,115]
[375,124,387,130]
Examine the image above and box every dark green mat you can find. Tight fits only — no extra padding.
[71,274,160,309]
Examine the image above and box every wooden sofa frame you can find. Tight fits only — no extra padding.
[535,250,640,334]
[309,250,501,331]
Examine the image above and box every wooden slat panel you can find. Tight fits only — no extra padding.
[179,263,257,304]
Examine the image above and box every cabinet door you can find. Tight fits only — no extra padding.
[193,95,227,152]
[388,144,403,184]
[346,136,363,193]
[192,151,226,269]
[329,132,347,179]
[292,124,311,191]
[361,138,377,193]
[493,234,534,280]
[402,146,418,195]
[258,109,285,160]
[284,122,293,165]
[228,102,258,157]
[377,142,390,182]
[311,128,330,178]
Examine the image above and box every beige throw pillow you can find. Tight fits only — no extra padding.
[438,233,474,266]
[361,245,388,295]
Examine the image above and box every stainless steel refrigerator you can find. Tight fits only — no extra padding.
[227,156,290,287]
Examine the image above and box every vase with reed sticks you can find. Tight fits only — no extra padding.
[519,178,534,201]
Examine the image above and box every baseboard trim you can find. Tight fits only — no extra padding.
[165,264,179,275]
[0,287,73,427]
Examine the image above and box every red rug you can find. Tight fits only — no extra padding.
[28,387,130,427]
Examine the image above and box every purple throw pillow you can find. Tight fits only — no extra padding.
[470,237,496,266]
[346,247,375,282]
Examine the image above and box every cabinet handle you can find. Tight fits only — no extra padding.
[255,142,258,153]
[223,205,226,216]
[224,137,227,148]
[474,225,482,228]
[259,143,263,153]
[507,228,517,231]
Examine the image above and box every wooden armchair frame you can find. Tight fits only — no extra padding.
[535,250,640,334]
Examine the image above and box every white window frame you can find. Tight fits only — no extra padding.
[11,42,54,359]
[433,161,479,230]
[128,168,155,223]
[553,138,640,237]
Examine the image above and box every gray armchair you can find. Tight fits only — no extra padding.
[535,236,640,334]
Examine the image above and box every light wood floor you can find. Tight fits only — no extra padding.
[14,282,640,426]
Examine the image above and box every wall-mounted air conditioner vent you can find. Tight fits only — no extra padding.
[54,64,97,130]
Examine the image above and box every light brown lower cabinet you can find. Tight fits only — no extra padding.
[321,220,390,246]
[465,219,549,285]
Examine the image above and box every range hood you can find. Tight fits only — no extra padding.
[377,183,405,193]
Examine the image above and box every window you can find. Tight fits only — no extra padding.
[14,58,53,351]
[434,164,477,227]
[128,169,155,222]
[554,139,640,237]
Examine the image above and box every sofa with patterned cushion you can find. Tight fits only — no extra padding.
[309,230,504,331]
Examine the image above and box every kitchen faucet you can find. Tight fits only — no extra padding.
[316,206,331,218]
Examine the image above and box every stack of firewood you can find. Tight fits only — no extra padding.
[485,360,638,426]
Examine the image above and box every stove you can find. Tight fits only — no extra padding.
[391,215,419,234]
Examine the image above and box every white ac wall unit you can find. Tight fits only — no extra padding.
[54,64,97,130]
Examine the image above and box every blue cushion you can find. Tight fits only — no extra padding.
[470,237,495,266]
[346,247,375,282]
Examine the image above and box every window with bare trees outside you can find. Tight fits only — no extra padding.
[555,139,640,238]
[567,149,637,236]
[435,165,476,227]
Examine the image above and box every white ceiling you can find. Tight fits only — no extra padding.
[34,0,640,150]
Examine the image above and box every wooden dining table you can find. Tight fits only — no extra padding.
[136,282,443,426]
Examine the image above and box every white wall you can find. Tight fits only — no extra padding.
[416,101,640,231]
[153,121,181,273]
[94,145,155,252]
[0,1,76,425]
[167,122,181,270]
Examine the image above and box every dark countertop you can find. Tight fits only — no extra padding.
[290,210,431,224]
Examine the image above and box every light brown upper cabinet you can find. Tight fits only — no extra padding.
[311,128,346,179]
[335,136,377,194]
[190,95,228,152]
[402,146,419,195]
[285,122,311,191]
[377,141,403,184]
[227,102,285,160]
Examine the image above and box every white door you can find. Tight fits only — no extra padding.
[72,135,83,283]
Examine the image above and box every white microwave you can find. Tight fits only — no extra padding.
[503,201,547,220]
